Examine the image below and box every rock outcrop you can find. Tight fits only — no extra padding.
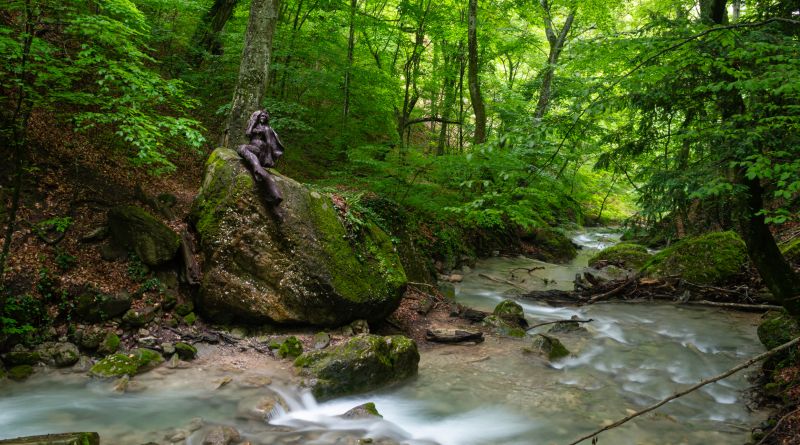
[190,148,407,326]
[107,206,180,266]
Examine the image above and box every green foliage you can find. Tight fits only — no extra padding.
[38,217,73,234]
[54,248,77,272]
[127,255,149,282]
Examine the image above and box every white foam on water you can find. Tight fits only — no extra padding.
[269,389,533,445]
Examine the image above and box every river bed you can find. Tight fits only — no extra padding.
[0,228,766,444]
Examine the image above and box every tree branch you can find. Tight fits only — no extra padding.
[565,335,800,445]
[403,116,461,128]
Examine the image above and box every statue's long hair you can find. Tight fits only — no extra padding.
[244,109,270,137]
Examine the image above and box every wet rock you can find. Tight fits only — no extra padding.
[97,332,120,355]
[186,417,204,432]
[190,148,406,326]
[483,315,527,337]
[340,402,382,419]
[122,306,157,327]
[72,356,93,373]
[446,274,463,283]
[201,426,240,445]
[492,300,528,328]
[313,332,331,350]
[174,342,197,360]
[548,317,589,334]
[107,205,180,266]
[0,432,100,445]
[137,336,159,348]
[89,348,163,377]
[525,334,570,361]
[161,342,176,355]
[295,334,419,400]
[183,312,197,326]
[640,231,747,285]
[236,393,283,421]
[588,243,651,270]
[347,319,370,335]
[437,282,456,300]
[8,365,34,381]
[36,342,80,367]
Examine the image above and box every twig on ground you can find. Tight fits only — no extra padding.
[755,406,800,445]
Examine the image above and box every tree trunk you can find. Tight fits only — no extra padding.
[343,0,358,120]
[225,0,280,149]
[194,0,240,58]
[704,0,800,319]
[467,0,486,145]
[534,0,575,120]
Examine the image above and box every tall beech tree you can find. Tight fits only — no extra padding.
[226,0,280,148]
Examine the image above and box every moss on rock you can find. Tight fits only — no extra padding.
[524,228,577,263]
[8,365,34,381]
[98,332,120,355]
[526,334,570,361]
[640,231,747,285]
[191,148,407,326]
[589,243,651,270]
[294,334,419,400]
[758,311,800,350]
[90,349,163,378]
[174,342,197,360]
[493,300,528,328]
[2,351,41,366]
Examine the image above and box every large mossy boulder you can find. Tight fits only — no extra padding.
[589,243,651,270]
[107,205,180,266]
[75,292,132,322]
[640,231,747,285]
[493,300,528,328]
[294,334,419,400]
[190,148,407,326]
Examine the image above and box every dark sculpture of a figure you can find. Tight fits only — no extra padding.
[237,110,284,204]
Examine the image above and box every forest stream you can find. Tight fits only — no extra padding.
[0,229,768,445]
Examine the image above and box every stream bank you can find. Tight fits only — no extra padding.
[0,228,772,445]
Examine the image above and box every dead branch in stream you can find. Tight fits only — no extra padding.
[479,273,527,290]
[564,336,800,445]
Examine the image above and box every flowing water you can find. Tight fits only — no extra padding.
[0,228,766,444]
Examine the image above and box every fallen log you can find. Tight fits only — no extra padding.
[681,300,782,312]
[479,273,527,290]
[587,277,637,304]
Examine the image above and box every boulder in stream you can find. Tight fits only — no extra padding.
[340,402,382,419]
[640,231,747,285]
[294,334,419,400]
[89,348,164,378]
[190,148,407,326]
[525,334,570,361]
[492,300,528,328]
[588,243,651,270]
[35,342,80,367]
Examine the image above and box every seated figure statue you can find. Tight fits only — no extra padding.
[237,109,284,204]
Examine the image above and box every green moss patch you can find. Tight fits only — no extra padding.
[8,365,34,381]
[589,243,651,270]
[90,349,163,378]
[640,231,747,285]
[277,336,303,359]
[780,238,800,264]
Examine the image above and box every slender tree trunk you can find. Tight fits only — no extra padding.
[0,0,34,284]
[343,0,358,120]
[534,0,575,120]
[225,0,280,149]
[467,0,486,144]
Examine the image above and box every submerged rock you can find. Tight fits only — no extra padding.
[341,402,382,419]
[640,231,747,285]
[0,432,100,445]
[201,425,240,445]
[107,205,180,266]
[588,243,651,270]
[294,334,419,400]
[190,148,407,326]
[7,365,34,381]
[483,315,527,338]
[525,334,570,361]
